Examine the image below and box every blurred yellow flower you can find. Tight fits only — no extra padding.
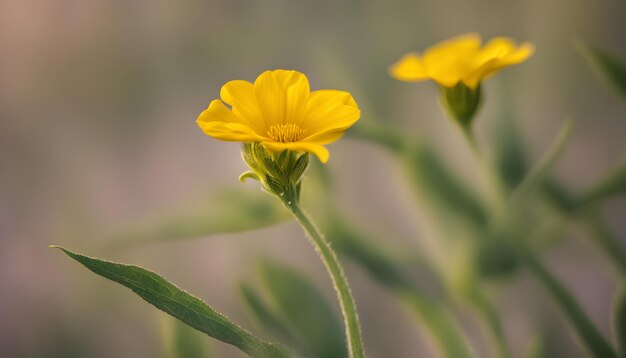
[389,33,534,89]
[197,70,360,163]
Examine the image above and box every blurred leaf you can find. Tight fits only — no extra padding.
[165,317,213,358]
[579,158,626,207]
[476,239,520,279]
[404,143,488,229]
[256,259,347,358]
[492,101,528,191]
[509,119,573,209]
[348,118,486,230]
[106,188,289,248]
[327,219,474,358]
[577,42,626,101]
[614,285,626,356]
[584,212,626,276]
[239,283,305,352]
[524,332,547,358]
[51,246,291,358]
[522,246,617,358]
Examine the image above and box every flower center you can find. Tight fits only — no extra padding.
[267,123,307,143]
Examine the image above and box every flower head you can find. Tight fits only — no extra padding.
[196,70,360,164]
[389,33,534,89]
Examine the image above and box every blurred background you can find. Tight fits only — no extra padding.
[1,0,625,357]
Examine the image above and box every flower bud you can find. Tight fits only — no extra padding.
[240,143,309,205]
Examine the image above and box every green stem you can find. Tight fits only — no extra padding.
[286,202,365,358]
[544,179,626,277]
[520,246,617,358]
[465,286,509,358]
[328,218,473,358]
[584,210,626,276]
[460,127,507,217]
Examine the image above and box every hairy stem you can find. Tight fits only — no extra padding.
[286,202,365,358]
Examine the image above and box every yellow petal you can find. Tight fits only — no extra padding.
[301,129,345,145]
[307,89,358,108]
[196,100,266,142]
[499,42,534,65]
[254,70,310,127]
[478,37,517,62]
[300,90,361,135]
[220,80,266,134]
[423,33,482,87]
[261,141,330,163]
[468,42,535,84]
[389,53,428,82]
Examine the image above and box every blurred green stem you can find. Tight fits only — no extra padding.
[519,244,617,358]
[544,180,626,277]
[460,128,507,220]
[584,210,626,276]
[464,285,510,358]
[285,202,365,358]
[328,218,474,358]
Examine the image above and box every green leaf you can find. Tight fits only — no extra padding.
[105,188,288,248]
[51,246,291,358]
[579,158,626,207]
[257,259,347,358]
[404,142,488,229]
[613,284,626,356]
[492,100,528,191]
[164,317,213,358]
[239,283,305,351]
[577,42,626,101]
[522,246,617,358]
[348,119,487,230]
[509,119,573,209]
[326,220,474,358]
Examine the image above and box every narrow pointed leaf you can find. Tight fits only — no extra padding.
[522,247,617,358]
[326,220,473,358]
[509,119,573,208]
[492,101,528,190]
[240,283,308,353]
[165,318,213,358]
[106,189,288,248]
[258,259,347,358]
[578,42,626,101]
[613,284,626,356]
[51,246,290,358]
[579,158,626,207]
[404,143,488,229]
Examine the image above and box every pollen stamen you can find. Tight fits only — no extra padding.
[267,124,308,143]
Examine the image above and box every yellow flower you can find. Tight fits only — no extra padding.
[389,33,534,89]
[196,70,360,163]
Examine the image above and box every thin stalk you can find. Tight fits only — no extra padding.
[460,127,507,217]
[543,179,626,277]
[584,210,626,276]
[285,202,365,358]
[458,127,510,357]
[520,245,617,358]
[465,286,510,358]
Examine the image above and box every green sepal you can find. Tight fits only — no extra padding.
[440,82,482,130]
[239,171,260,183]
[240,143,309,204]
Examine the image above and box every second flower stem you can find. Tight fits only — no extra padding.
[286,201,365,358]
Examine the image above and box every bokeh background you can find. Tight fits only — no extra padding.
[2,0,626,357]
